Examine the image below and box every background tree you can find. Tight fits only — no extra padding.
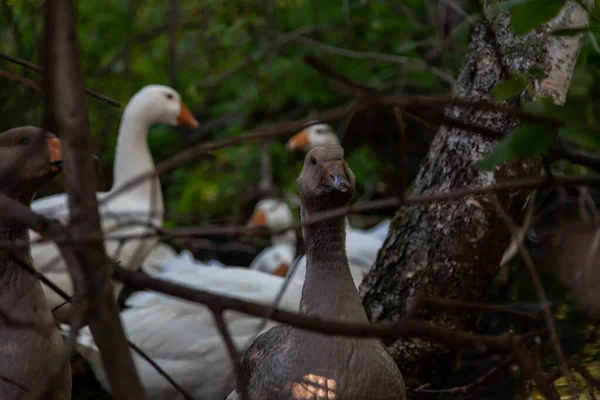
[2,0,600,398]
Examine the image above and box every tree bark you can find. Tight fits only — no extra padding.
[41,0,147,399]
[360,0,593,386]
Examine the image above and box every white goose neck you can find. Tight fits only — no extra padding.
[111,103,164,219]
[272,229,296,247]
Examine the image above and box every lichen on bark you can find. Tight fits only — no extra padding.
[360,0,592,386]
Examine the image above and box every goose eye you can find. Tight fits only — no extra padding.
[19,138,30,145]
[310,157,317,165]
[165,93,174,100]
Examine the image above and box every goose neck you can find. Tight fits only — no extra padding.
[299,209,368,320]
[112,109,153,189]
[272,229,296,247]
[110,107,164,218]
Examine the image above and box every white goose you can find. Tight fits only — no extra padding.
[248,198,368,287]
[67,246,301,399]
[30,85,199,319]
[141,247,226,275]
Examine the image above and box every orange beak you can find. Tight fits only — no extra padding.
[247,210,267,227]
[47,138,62,172]
[285,130,309,151]
[273,263,289,277]
[176,100,200,128]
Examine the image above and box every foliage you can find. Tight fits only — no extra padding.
[2,0,600,398]
[478,122,555,170]
[479,2,600,172]
[0,0,468,229]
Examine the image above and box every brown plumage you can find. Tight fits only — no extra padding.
[228,145,406,400]
[0,126,71,400]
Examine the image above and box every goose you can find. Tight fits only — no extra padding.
[248,197,373,285]
[228,145,406,399]
[286,123,391,244]
[285,123,339,152]
[140,242,178,275]
[29,85,199,320]
[68,255,302,400]
[140,246,226,276]
[0,126,71,400]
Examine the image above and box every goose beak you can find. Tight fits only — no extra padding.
[247,210,267,227]
[322,160,350,192]
[286,130,309,151]
[177,101,200,129]
[47,137,62,172]
[273,263,289,277]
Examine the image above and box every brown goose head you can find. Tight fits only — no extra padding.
[0,126,62,203]
[296,144,355,213]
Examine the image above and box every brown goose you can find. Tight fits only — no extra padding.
[0,126,71,400]
[228,145,406,400]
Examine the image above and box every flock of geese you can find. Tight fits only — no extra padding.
[0,85,406,399]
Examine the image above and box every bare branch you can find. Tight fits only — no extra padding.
[414,356,514,395]
[212,311,248,400]
[41,0,144,398]
[494,199,576,398]
[0,52,121,107]
[0,70,42,94]
[114,265,544,350]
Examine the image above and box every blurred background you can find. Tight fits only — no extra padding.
[3,1,600,398]
[0,0,474,265]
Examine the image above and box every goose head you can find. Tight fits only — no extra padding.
[285,123,339,152]
[249,244,294,277]
[0,126,62,202]
[297,145,355,212]
[125,85,200,129]
[248,198,293,230]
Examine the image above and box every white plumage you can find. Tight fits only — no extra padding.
[67,263,301,399]
[30,85,199,317]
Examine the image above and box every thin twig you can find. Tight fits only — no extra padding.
[128,341,195,400]
[512,344,559,400]
[413,355,514,395]
[416,297,541,322]
[393,107,407,193]
[41,1,142,398]
[494,199,577,398]
[0,70,42,94]
[114,265,544,348]
[212,311,249,400]
[5,174,600,250]
[0,52,121,107]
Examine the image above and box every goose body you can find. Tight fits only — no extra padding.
[230,145,406,400]
[71,246,301,399]
[0,127,71,400]
[29,85,199,318]
[365,218,391,241]
[71,267,301,399]
[141,248,225,275]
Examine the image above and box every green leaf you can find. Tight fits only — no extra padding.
[478,123,555,170]
[526,65,546,79]
[510,0,566,35]
[523,98,565,117]
[492,75,529,100]
[559,123,600,150]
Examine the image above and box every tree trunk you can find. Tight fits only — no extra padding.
[360,0,593,386]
